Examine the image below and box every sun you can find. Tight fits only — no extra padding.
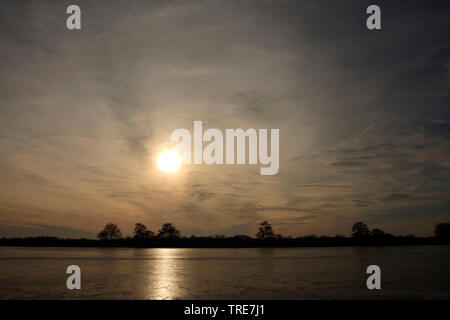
[157,149,182,173]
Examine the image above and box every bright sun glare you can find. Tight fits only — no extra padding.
[157,149,182,173]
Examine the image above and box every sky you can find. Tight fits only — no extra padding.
[0,0,449,238]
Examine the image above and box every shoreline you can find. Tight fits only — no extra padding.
[1,237,449,249]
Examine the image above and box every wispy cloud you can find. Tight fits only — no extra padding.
[0,0,449,237]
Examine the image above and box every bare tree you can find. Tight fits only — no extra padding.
[351,222,370,238]
[133,223,155,240]
[97,223,122,240]
[157,223,180,239]
[434,223,450,239]
[256,221,275,240]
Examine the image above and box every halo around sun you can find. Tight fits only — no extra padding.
[157,149,182,173]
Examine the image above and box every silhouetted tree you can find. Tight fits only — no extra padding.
[97,223,122,240]
[256,221,275,240]
[434,223,450,239]
[133,223,155,240]
[157,223,180,239]
[370,228,385,237]
[351,222,370,238]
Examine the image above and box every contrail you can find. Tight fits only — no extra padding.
[357,123,375,138]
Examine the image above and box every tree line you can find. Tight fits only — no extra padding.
[97,222,180,240]
[96,220,450,242]
[1,221,449,248]
[97,221,280,241]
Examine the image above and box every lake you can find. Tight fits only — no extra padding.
[1,246,449,299]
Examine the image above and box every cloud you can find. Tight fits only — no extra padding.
[330,161,368,167]
[0,0,449,237]
[381,193,412,202]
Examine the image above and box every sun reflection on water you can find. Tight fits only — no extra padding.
[146,248,184,300]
